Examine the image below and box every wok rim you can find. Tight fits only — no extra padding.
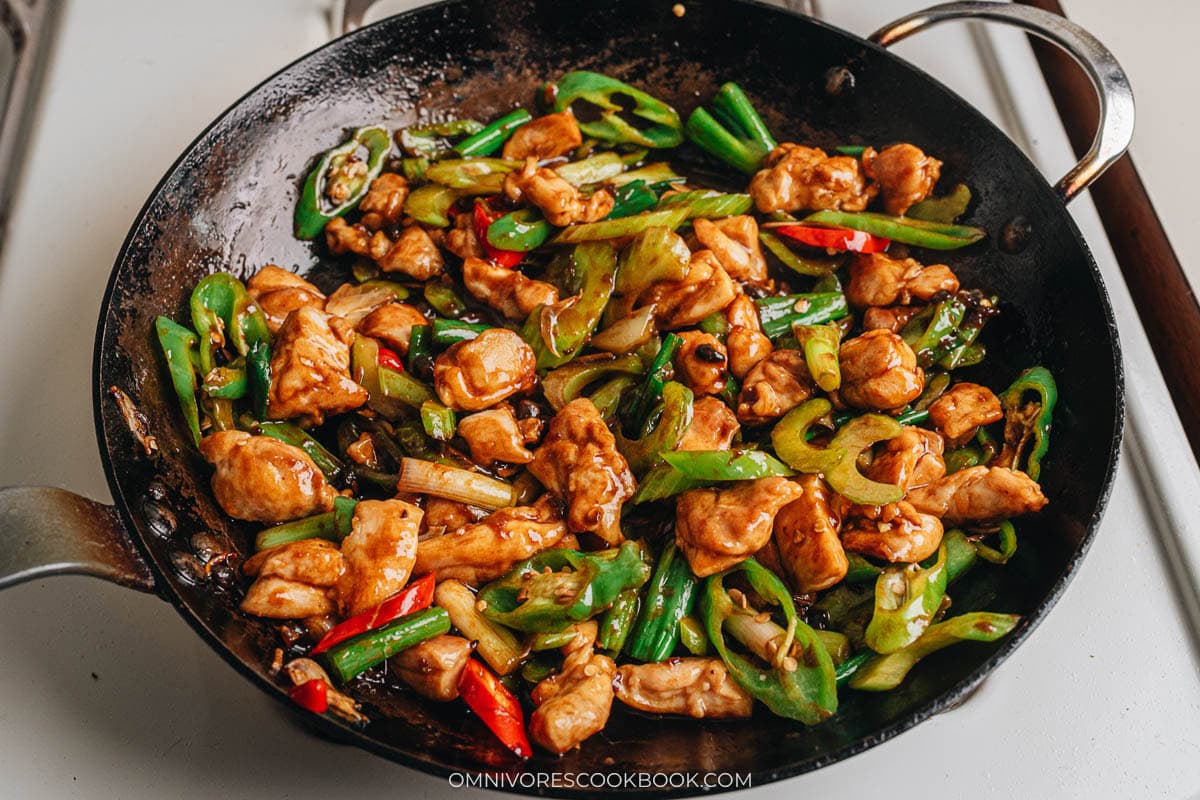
[90,1,1126,795]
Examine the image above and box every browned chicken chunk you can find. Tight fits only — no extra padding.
[325,216,372,256]
[457,405,535,466]
[369,225,444,280]
[461,256,559,321]
[444,211,484,260]
[693,216,768,282]
[841,500,944,563]
[677,396,740,451]
[246,265,326,333]
[358,172,409,230]
[862,305,923,333]
[433,328,537,411]
[391,634,474,702]
[749,143,876,213]
[200,430,335,523]
[502,111,583,161]
[838,329,924,412]
[927,382,1004,446]
[773,475,848,593]
[908,465,1048,525]
[863,143,943,216]
[846,253,959,308]
[675,477,806,577]
[725,294,773,378]
[421,497,485,537]
[240,539,344,619]
[357,302,429,354]
[337,499,421,616]
[413,496,567,586]
[529,646,617,754]
[615,658,753,719]
[267,306,367,424]
[674,330,729,395]
[866,427,946,492]
[639,249,737,330]
[503,158,613,227]
[528,398,636,545]
[736,350,815,424]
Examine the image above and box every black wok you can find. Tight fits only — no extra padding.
[0,1,1129,795]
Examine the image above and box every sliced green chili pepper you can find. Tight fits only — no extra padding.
[403,184,459,227]
[379,365,436,409]
[555,152,625,186]
[657,190,754,220]
[772,399,904,506]
[914,371,951,411]
[849,612,1020,691]
[155,316,202,446]
[835,652,871,688]
[550,206,689,245]
[487,208,553,252]
[755,292,849,339]
[758,230,842,278]
[626,540,699,662]
[794,324,841,392]
[420,400,457,441]
[400,157,429,181]
[616,381,694,474]
[700,559,837,724]
[945,445,982,474]
[656,448,793,483]
[597,588,641,654]
[530,628,579,652]
[614,226,691,296]
[254,496,358,551]
[201,358,247,400]
[432,318,489,345]
[908,183,972,224]
[678,615,709,656]
[520,658,558,684]
[845,553,884,584]
[998,366,1057,481]
[814,630,851,665]
[423,282,468,319]
[626,333,682,429]
[295,125,391,240]
[909,294,968,368]
[974,520,1018,564]
[254,421,344,481]
[801,210,985,250]
[834,145,867,157]
[541,353,645,411]
[453,109,532,157]
[190,273,271,376]
[590,375,638,422]
[522,241,618,369]
[698,312,730,339]
[400,119,485,158]
[550,71,683,149]
[610,162,684,187]
[608,179,659,219]
[407,324,432,374]
[864,543,948,654]
[423,158,520,192]
[323,607,452,683]
[247,340,271,421]
[685,82,777,174]
[478,541,653,633]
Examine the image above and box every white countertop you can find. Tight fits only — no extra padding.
[1,2,1198,798]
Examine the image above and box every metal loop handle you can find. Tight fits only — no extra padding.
[870,1,1134,203]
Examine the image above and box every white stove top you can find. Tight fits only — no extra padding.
[1,2,1197,798]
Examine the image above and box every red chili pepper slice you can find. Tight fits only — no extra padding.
[458,659,532,759]
[775,224,890,254]
[377,345,405,372]
[311,573,436,654]
[289,679,329,713]
[473,201,525,269]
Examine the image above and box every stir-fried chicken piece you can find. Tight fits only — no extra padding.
[866,427,946,492]
[838,329,924,412]
[675,477,806,577]
[693,216,768,282]
[246,265,326,333]
[841,500,944,563]
[725,294,773,378]
[908,465,1048,524]
[674,331,729,395]
[391,634,474,701]
[358,172,409,230]
[863,143,943,216]
[433,327,537,411]
[457,405,535,466]
[749,143,876,214]
[421,497,485,537]
[862,305,923,333]
[773,475,847,593]
[846,253,959,308]
[200,430,335,523]
[240,539,343,618]
[345,432,378,467]
[502,111,582,161]
[639,249,737,330]
[267,306,367,424]
[503,158,613,227]
[357,302,429,354]
[677,396,740,451]
[324,282,400,325]
[413,496,567,585]
[444,211,485,260]
[927,382,1003,446]
[461,256,559,321]
[325,216,372,256]
[529,645,616,754]
[337,499,421,616]
[369,225,444,280]
[736,350,815,424]
[615,658,753,719]
[528,398,636,545]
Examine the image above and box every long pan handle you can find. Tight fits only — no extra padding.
[870,1,1134,204]
[0,486,155,592]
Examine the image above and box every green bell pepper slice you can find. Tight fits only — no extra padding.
[190,273,271,376]
[200,358,247,400]
[399,118,485,158]
[554,152,625,186]
[423,157,520,192]
[616,381,694,474]
[974,520,1019,565]
[550,71,683,149]
[998,366,1058,481]
[403,183,459,227]
[864,543,949,654]
[522,241,618,369]
[487,208,553,252]
[294,125,391,240]
[154,316,202,446]
[632,449,794,504]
